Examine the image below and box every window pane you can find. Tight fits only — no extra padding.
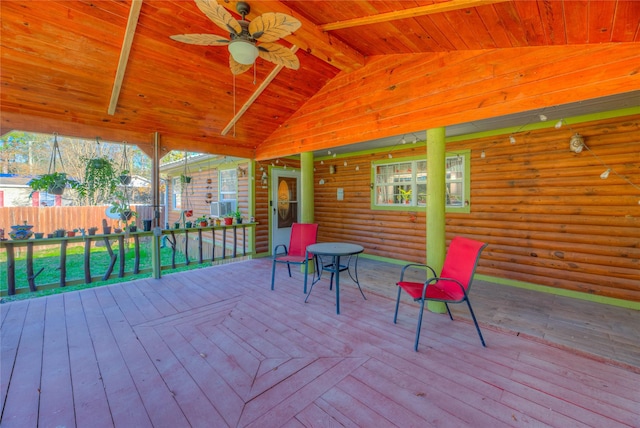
[220,169,238,200]
[172,177,181,209]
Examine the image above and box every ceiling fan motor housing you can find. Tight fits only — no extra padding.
[236,1,250,17]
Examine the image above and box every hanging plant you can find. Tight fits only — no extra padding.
[110,190,137,223]
[29,172,80,197]
[119,171,132,185]
[28,133,80,198]
[119,141,132,185]
[79,137,118,205]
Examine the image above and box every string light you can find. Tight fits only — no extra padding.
[580,142,640,192]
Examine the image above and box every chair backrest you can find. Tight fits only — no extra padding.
[440,236,487,291]
[288,223,319,257]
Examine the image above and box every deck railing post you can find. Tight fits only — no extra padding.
[151,228,162,279]
[60,240,68,287]
[26,242,37,292]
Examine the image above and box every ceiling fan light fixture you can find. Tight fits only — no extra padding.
[228,39,259,65]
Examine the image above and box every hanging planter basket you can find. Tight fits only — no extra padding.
[90,158,110,169]
[120,210,134,221]
[47,183,66,195]
[119,142,132,186]
[180,174,192,184]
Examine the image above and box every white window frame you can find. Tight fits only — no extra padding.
[371,150,470,213]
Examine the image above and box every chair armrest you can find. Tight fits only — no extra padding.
[399,263,437,282]
[273,244,288,258]
[422,276,467,299]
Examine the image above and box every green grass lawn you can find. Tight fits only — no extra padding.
[0,241,208,303]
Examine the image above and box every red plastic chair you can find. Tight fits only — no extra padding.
[393,236,488,351]
[271,223,319,293]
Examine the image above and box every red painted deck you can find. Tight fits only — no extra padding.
[1,258,639,427]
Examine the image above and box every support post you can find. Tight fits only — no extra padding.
[300,151,316,274]
[300,152,315,223]
[151,131,162,279]
[426,127,447,313]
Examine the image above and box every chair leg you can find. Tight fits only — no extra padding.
[393,286,402,323]
[314,256,320,282]
[270,260,277,290]
[286,262,292,277]
[465,298,486,347]
[303,260,308,294]
[444,302,453,320]
[414,299,426,352]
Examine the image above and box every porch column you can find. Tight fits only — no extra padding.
[426,127,447,313]
[300,152,314,223]
[300,152,315,273]
[151,132,162,279]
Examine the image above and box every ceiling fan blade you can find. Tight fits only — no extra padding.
[258,43,300,70]
[249,13,301,43]
[170,34,230,46]
[229,56,252,75]
[195,0,241,35]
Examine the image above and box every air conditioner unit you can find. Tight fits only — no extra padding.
[210,199,237,217]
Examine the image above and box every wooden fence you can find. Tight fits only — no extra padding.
[0,205,163,237]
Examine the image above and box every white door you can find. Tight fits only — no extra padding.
[271,169,301,252]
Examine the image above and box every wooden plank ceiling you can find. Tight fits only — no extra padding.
[1,0,639,160]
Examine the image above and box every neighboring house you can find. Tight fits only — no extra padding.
[160,154,249,228]
[0,173,152,207]
[0,174,63,207]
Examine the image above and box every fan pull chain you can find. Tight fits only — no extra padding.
[233,74,236,138]
[253,64,256,85]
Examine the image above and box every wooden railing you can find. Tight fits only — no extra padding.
[0,223,256,296]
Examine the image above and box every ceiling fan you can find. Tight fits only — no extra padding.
[171,0,301,75]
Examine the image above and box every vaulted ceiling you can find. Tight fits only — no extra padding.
[1,0,639,160]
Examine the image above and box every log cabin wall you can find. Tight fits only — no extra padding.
[254,163,270,254]
[312,114,640,303]
[165,159,251,250]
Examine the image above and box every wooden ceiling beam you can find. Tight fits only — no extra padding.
[319,0,510,31]
[221,1,364,72]
[108,0,143,115]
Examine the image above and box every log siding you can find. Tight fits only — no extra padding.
[312,114,640,302]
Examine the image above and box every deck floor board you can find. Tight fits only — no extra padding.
[1,257,639,427]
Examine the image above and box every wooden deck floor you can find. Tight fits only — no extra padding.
[1,257,639,427]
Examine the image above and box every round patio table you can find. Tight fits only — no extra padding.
[304,242,366,314]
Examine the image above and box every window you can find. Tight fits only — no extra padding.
[219,168,237,201]
[446,156,465,207]
[172,177,181,210]
[372,151,469,211]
